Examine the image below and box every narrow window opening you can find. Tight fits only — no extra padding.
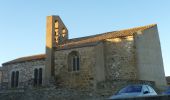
[77,57,80,71]
[68,51,80,72]
[34,68,43,86]
[73,57,76,71]
[11,71,19,88]
[15,71,19,87]
[39,68,42,85]
[11,71,15,88]
[55,20,59,29]
[34,68,38,86]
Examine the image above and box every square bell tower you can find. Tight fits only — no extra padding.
[45,15,68,85]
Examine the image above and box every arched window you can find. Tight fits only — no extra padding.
[68,51,80,72]
[15,71,19,87]
[34,68,38,86]
[62,28,66,37]
[34,68,43,86]
[11,71,19,88]
[39,68,42,85]
[11,71,15,88]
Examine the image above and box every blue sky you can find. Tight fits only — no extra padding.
[0,0,169,76]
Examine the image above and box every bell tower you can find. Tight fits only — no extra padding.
[45,15,68,85]
[54,18,68,45]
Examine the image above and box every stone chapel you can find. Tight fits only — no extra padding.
[0,15,167,92]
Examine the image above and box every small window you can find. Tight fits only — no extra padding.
[11,71,15,88]
[62,28,67,37]
[11,71,19,88]
[76,57,80,70]
[55,20,59,29]
[55,29,59,36]
[39,68,42,85]
[68,51,80,72]
[34,68,43,86]
[119,85,142,93]
[15,71,19,87]
[73,57,76,71]
[147,86,154,93]
[143,85,150,93]
[34,68,38,86]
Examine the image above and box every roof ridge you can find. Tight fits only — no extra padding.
[67,24,156,43]
[2,54,45,65]
[60,24,156,48]
[3,24,157,65]
[116,24,157,32]
[17,54,45,59]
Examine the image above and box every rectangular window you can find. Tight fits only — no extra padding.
[39,68,42,85]
[34,69,38,86]
[77,57,80,71]
[11,71,19,88]
[73,57,76,71]
[34,68,43,86]
[15,71,19,87]
[11,71,15,88]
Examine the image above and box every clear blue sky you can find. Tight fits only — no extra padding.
[0,0,169,76]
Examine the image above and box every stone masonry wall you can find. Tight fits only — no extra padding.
[1,59,45,89]
[54,46,96,90]
[1,87,170,100]
[0,68,2,89]
[104,36,137,80]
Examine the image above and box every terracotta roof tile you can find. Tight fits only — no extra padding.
[58,24,156,48]
[3,24,156,65]
[2,54,45,65]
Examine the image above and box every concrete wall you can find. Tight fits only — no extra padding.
[134,25,166,88]
[45,16,56,84]
[1,59,45,89]
[104,36,137,80]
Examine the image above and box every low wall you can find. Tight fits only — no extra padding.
[0,87,170,100]
[96,79,156,96]
[0,79,160,100]
[0,87,104,100]
[1,91,170,100]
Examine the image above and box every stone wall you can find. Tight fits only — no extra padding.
[1,91,170,100]
[54,36,139,91]
[0,80,157,100]
[0,67,2,89]
[54,46,96,90]
[104,36,137,80]
[0,87,104,100]
[1,59,45,89]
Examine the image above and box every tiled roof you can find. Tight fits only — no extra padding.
[58,24,156,48]
[2,24,156,65]
[56,41,101,51]
[2,54,45,65]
